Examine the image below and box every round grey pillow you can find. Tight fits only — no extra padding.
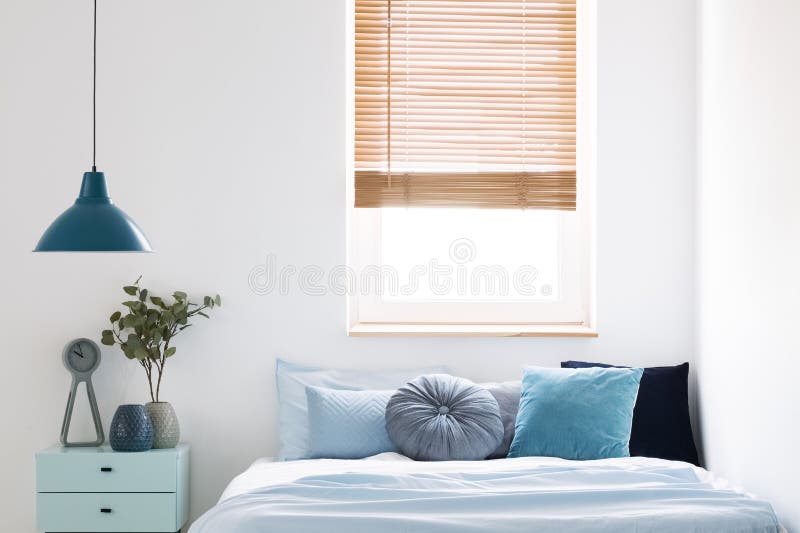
[385,374,504,461]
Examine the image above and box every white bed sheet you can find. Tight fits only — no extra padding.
[212,453,785,533]
[220,452,412,502]
[222,452,748,503]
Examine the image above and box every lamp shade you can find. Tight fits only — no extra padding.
[34,171,153,252]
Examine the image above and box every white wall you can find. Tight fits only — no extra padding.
[0,1,697,530]
[697,1,800,530]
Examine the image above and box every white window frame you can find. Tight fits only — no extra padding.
[345,0,596,337]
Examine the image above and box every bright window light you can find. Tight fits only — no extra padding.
[380,208,561,302]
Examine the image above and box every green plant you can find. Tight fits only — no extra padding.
[101,277,221,402]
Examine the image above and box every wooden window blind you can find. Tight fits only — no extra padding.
[354,0,577,210]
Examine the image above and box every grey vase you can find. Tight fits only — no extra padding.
[145,402,180,449]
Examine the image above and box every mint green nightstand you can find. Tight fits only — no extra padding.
[36,444,189,533]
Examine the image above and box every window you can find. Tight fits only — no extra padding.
[348,0,595,336]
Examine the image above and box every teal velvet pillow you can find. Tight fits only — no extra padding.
[508,366,643,460]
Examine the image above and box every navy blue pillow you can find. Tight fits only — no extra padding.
[560,361,699,466]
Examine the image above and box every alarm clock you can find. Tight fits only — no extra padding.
[59,338,105,447]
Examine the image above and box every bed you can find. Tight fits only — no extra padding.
[189,453,783,533]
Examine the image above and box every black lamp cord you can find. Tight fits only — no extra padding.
[92,0,97,172]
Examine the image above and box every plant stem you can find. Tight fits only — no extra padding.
[157,333,173,403]
[155,358,164,402]
[187,304,209,317]
[140,359,154,402]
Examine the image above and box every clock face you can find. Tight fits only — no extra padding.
[63,339,101,375]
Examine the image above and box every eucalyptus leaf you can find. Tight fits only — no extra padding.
[110,311,121,323]
[127,334,143,348]
[101,330,115,346]
[164,347,177,358]
[214,294,222,306]
[139,289,148,302]
[123,286,138,296]
[121,345,135,359]
[173,291,187,301]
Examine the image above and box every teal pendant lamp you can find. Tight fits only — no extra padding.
[34,0,152,252]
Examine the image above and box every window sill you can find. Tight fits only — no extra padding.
[348,323,598,338]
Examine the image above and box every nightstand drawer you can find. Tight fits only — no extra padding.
[37,493,178,532]
[36,448,178,492]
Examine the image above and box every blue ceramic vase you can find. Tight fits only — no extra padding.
[109,404,154,452]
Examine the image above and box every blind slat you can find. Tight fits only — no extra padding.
[355,171,576,209]
[354,0,577,210]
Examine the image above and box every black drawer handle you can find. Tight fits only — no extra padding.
[100,508,112,513]
[100,467,113,472]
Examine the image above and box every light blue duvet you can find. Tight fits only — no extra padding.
[191,455,780,532]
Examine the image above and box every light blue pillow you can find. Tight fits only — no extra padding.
[306,386,397,459]
[275,359,449,460]
[508,366,643,460]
